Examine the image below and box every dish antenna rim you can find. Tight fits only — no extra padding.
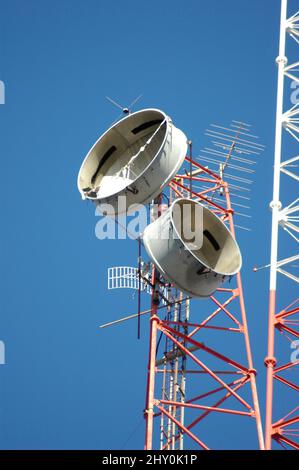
[166,198,242,277]
[77,108,172,201]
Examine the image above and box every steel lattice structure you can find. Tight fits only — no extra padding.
[96,0,299,451]
[143,132,265,449]
[265,0,299,450]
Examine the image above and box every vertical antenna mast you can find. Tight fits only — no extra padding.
[265,0,299,450]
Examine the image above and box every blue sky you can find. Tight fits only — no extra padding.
[0,0,298,450]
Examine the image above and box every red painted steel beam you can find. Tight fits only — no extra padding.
[159,399,253,417]
[156,405,209,450]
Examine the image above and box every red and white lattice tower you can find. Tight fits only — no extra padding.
[264,0,299,450]
[82,105,266,449]
[143,123,265,450]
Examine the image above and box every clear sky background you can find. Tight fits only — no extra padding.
[0,0,298,450]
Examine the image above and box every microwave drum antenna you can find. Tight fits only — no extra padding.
[143,198,242,297]
[77,109,187,214]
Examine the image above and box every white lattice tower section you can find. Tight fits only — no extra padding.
[265,0,299,450]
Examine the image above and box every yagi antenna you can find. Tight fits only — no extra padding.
[194,120,265,231]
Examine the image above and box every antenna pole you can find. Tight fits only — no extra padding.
[144,197,162,450]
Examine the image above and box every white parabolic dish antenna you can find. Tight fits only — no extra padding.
[143,199,242,297]
[77,109,188,214]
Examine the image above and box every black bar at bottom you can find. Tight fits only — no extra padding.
[0,450,297,466]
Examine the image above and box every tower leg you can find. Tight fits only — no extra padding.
[265,0,288,450]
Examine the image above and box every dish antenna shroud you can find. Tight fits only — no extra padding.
[77,108,188,214]
[143,198,242,297]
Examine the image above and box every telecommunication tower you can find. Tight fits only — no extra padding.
[264,0,299,450]
[142,123,265,450]
[78,108,265,449]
